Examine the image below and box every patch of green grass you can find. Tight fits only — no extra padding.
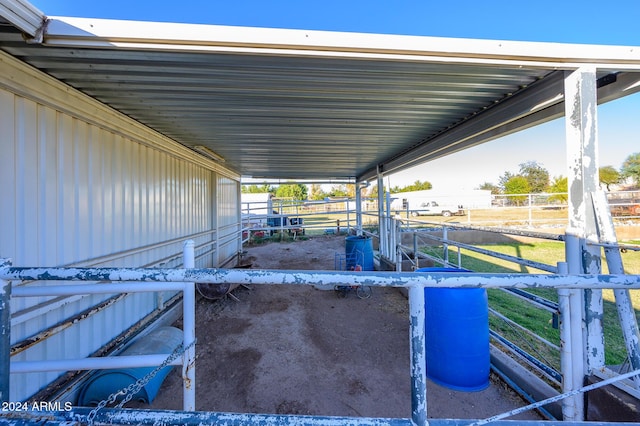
[424,241,640,366]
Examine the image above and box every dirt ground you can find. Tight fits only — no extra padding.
[136,235,542,421]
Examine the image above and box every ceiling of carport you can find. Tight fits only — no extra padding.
[1,14,640,183]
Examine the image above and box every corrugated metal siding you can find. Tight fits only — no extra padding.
[216,176,240,265]
[1,55,240,401]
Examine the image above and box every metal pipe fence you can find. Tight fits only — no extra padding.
[1,241,197,412]
[392,223,640,402]
[2,259,640,425]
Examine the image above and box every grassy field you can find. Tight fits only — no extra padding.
[422,241,640,368]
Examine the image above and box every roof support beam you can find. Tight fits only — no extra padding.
[0,0,45,39]
[360,70,640,184]
[358,71,567,182]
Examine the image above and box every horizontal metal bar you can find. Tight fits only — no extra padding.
[10,353,182,373]
[64,230,216,268]
[2,407,637,426]
[11,282,187,297]
[424,234,558,273]
[11,293,128,356]
[592,366,640,400]
[405,223,565,242]
[586,241,640,252]
[2,265,639,290]
[491,330,562,383]
[489,308,560,351]
[500,288,559,312]
[469,368,640,425]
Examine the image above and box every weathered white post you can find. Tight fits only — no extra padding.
[563,66,602,420]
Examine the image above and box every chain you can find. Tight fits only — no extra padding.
[85,338,196,426]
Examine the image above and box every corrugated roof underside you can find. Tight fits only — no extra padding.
[0,25,549,180]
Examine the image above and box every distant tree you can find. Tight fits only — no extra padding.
[345,184,356,197]
[386,180,433,193]
[275,183,307,200]
[477,182,501,194]
[519,161,550,193]
[329,184,349,197]
[503,175,531,205]
[498,171,516,190]
[365,184,378,199]
[548,176,568,203]
[242,184,273,194]
[401,180,433,192]
[621,152,640,186]
[599,166,622,191]
[308,184,327,201]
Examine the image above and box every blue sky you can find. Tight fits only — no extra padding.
[31,0,640,190]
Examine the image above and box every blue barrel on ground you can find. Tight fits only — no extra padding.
[345,235,374,271]
[77,326,183,406]
[417,267,490,392]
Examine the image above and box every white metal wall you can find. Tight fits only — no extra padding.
[217,176,241,265]
[0,52,241,401]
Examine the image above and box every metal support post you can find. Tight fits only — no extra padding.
[386,191,392,260]
[591,191,640,386]
[408,284,427,426]
[413,232,419,270]
[564,234,585,420]
[564,67,604,383]
[557,261,579,420]
[355,182,362,235]
[442,226,449,266]
[377,170,386,258]
[1,271,10,404]
[182,241,196,411]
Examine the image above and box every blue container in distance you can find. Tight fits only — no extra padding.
[417,267,490,392]
[77,326,183,406]
[345,235,374,271]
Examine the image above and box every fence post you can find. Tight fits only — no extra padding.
[1,271,10,404]
[442,226,449,266]
[564,234,585,420]
[413,231,419,270]
[182,241,196,411]
[408,283,427,426]
[557,261,580,420]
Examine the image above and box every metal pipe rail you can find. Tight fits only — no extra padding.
[420,232,558,274]
[3,266,640,290]
[1,241,198,412]
[398,218,567,242]
[2,261,640,425]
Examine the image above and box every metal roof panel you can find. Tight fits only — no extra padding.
[2,15,640,181]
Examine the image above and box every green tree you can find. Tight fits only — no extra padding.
[242,184,273,193]
[503,175,531,205]
[498,171,516,190]
[477,182,501,194]
[308,184,327,200]
[275,183,307,200]
[599,166,621,191]
[548,176,568,203]
[519,161,550,193]
[621,152,640,186]
[400,180,433,192]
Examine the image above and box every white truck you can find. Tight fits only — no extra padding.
[392,197,465,217]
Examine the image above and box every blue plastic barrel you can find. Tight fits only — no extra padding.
[417,267,490,392]
[345,235,374,271]
[77,326,183,406]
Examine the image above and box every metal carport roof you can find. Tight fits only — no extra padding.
[2,3,640,183]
